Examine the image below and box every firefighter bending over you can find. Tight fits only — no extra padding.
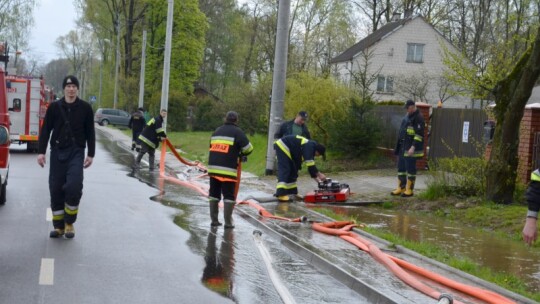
[274,135,326,202]
[391,100,425,197]
[207,111,253,228]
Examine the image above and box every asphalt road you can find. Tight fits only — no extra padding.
[0,143,229,304]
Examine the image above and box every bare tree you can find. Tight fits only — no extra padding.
[394,70,430,102]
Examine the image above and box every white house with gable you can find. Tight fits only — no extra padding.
[330,12,472,108]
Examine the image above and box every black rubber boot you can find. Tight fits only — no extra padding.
[209,198,222,226]
[223,200,235,229]
[149,153,155,171]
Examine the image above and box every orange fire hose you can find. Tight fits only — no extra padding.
[163,138,207,172]
[159,141,209,196]
[238,199,306,222]
[312,221,516,304]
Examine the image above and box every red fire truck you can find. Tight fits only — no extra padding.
[0,46,11,204]
[6,74,46,152]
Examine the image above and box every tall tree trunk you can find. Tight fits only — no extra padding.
[486,25,540,204]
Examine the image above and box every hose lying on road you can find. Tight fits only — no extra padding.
[159,142,209,197]
[312,221,516,304]
[238,199,307,222]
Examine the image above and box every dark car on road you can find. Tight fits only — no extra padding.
[94,108,131,127]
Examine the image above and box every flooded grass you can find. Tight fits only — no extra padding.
[313,207,540,302]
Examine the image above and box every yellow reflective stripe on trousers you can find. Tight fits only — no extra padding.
[277,182,297,189]
[64,206,78,215]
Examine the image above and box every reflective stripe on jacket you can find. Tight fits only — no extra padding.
[275,135,319,178]
[208,123,253,179]
[395,109,425,157]
[138,115,166,149]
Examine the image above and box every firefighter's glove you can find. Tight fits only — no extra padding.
[241,156,248,163]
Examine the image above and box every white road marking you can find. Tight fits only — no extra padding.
[46,208,52,221]
[39,258,54,285]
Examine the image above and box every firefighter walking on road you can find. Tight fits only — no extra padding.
[135,109,167,170]
[274,135,326,202]
[207,111,253,228]
[391,100,425,197]
[128,107,146,151]
[37,75,96,239]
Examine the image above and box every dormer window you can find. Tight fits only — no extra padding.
[406,43,424,63]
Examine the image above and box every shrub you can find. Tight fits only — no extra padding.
[427,157,487,197]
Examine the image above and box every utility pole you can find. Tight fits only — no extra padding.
[113,13,121,109]
[98,39,110,108]
[160,0,174,130]
[138,30,147,109]
[264,0,291,175]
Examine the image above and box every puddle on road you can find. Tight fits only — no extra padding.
[319,205,540,293]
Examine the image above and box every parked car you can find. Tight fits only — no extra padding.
[94,108,131,127]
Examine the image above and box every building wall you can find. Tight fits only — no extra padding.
[333,17,470,108]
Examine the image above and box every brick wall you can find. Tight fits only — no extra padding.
[517,105,540,183]
[485,104,540,184]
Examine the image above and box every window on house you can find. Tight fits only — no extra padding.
[377,76,394,93]
[406,43,424,63]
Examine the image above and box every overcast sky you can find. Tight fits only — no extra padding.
[28,0,77,63]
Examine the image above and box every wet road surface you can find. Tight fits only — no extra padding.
[98,128,536,304]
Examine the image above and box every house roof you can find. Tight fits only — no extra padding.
[527,85,540,104]
[329,16,416,64]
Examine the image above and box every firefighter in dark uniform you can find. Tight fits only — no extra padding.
[523,169,540,245]
[391,100,425,197]
[208,111,253,228]
[274,135,326,202]
[128,107,146,151]
[37,75,96,239]
[135,109,167,170]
